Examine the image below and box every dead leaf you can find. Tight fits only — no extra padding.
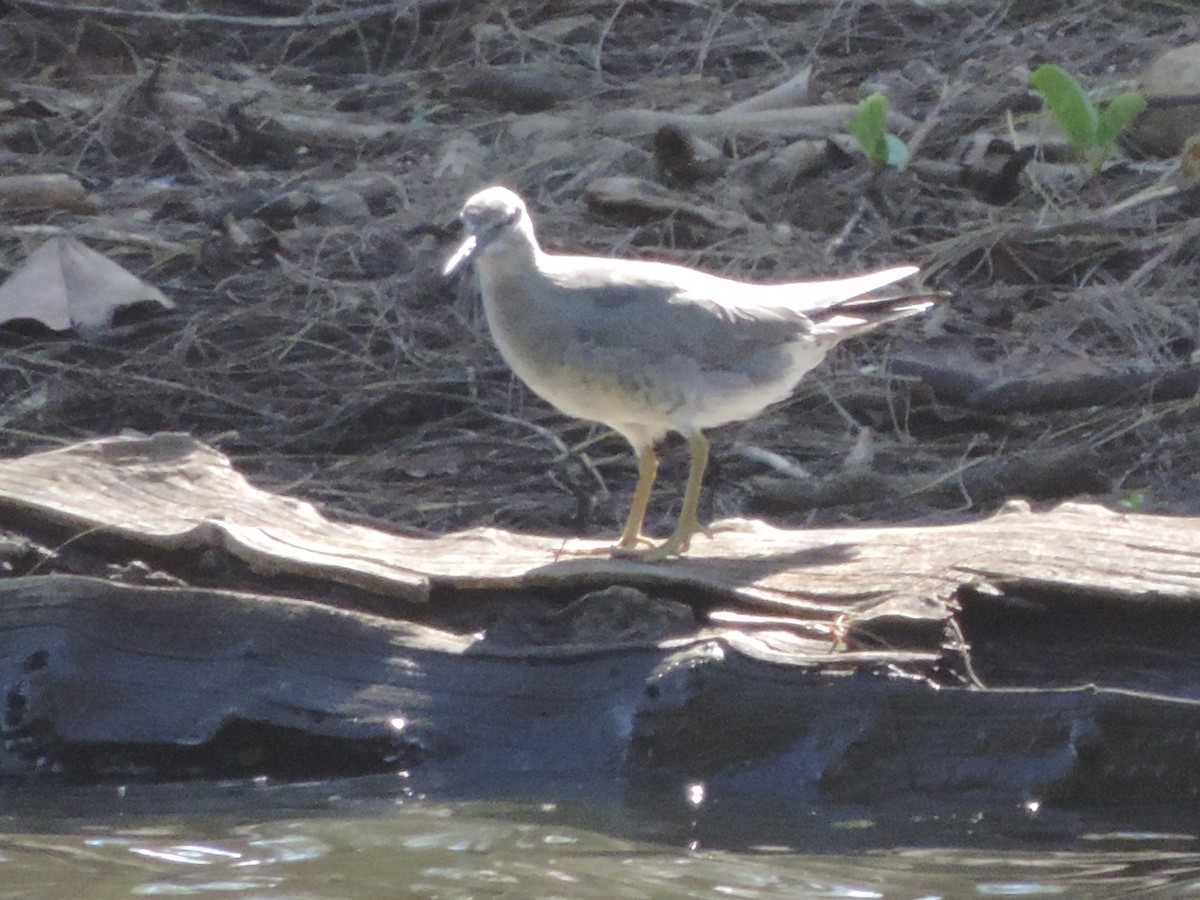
[0,236,173,332]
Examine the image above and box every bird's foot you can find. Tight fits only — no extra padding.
[552,530,657,559]
[610,520,711,563]
[612,531,658,552]
[609,535,661,559]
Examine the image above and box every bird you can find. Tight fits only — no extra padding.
[444,185,937,562]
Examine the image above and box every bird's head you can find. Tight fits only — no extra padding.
[443,186,539,275]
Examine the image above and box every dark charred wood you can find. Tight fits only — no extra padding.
[0,433,1197,820]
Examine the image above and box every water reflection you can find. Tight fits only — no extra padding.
[0,778,1197,897]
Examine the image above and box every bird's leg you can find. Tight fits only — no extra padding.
[644,432,710,560]
[615,433,711,562]
[613,446,659,550]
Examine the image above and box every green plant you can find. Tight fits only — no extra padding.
[1029,64,1146,173]
[1118,489,1146,511]
[847,93,909,169]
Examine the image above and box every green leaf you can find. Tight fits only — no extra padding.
[1031,64,1098,152]
[848,93,889,166]
[1118,489,1145,511]
[883,133,910,168]
[1096,91,1147,148]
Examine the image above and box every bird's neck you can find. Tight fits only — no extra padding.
[477,234,543,297]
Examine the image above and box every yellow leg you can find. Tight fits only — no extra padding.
[615,433,710,562]
[614,446,659,549]
[647,432,710,560]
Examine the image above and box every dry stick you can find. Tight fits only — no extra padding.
[918,196,1177,279]
[0,174,93,214]
[801,0,850,69]
[722,65,812,115]
[593,0,630,74]
[824,192,872,256]
[730,443,813,480]
[695,1,734,74]
[904,78,959,163]
[8,0,419,27]
[2,224,190,255]
[479,410,610,497]
[1122,219,1200,291]
[598,104,900,137]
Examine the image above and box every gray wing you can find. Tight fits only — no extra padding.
[542,262,813,370]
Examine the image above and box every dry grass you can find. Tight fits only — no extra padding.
[1,0,1198,543]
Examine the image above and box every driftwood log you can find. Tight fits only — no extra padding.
[0,432,1199,831]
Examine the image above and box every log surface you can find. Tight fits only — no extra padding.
[0,433,1196,616]
[0,433,1198,821]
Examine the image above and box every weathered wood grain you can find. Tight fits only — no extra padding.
[0,432,1199,817]
[0,433,1196,620]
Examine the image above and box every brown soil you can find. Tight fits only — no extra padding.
[1,0,1198,546]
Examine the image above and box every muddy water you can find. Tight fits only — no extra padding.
[1,776,1198,897]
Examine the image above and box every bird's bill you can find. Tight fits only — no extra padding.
[442,234,478,275]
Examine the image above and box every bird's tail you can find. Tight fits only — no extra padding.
[810,290,945,340]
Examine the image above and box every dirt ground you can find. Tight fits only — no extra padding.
[1,0,1198,548]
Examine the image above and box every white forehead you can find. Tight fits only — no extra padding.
[462,186,526,219]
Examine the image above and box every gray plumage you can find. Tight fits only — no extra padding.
[445,186,936,560]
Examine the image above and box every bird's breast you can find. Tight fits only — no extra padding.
[477,262,572,378]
